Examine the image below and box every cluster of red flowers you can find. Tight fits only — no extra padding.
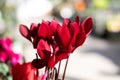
[14,16,92,80]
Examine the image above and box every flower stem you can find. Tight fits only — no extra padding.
[52,68,54,80]
[62,56,69,80]
[36,53,39,80]
[56,61,61,80]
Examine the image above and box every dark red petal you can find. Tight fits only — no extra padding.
[81,17,92,36]
[75,32,86,47]
[75,16,80,25]
[38,23,48,38]
[54,25,63,47]
[58,24,71,48]
[30,23,39,38]
[32,36,40,48]
[42,50,51,60]
[48,55,55,68]
[32,59,47,69]
[19,24,31,41]
[37,39,51,59]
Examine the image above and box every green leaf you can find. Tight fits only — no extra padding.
[0,62,9,76]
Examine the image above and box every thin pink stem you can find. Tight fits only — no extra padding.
[56,61,61,80]
[52,68,54,80]
[62,56,69,80]
[36,53,39,80]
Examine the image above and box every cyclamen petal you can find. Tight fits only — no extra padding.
[33,36,40,48]
[9,52,20,66]
[37,39,51,59]
[1,37,12,50]
[38,23,48,38]
[75,32,86,47]
[30,23,39,38]
[5,37,12,49]
[56,52,69,63]
[57,24,71,48]
[0,51,7,62]
[12,63,36,80]
[19,24,31,41]
[81,17,92,36]
[50,20,58,33]
[48,55,55,68]
[48,20,58,38]
[69,22,79,46]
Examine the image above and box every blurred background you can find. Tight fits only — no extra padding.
[0,0,120,80]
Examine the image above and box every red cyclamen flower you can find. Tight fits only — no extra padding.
[19,16,92,69]
[55,16,92,52]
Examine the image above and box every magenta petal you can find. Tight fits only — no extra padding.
[1,38,12,50]
[48,55,55,68]
[10,52,20,66]
[58,24,71,48]
[81,17,92,36]
[37,39,51,59]
[38,23,48,38]
[5,37,12,49]
[0,51,7,62]
[19,24,31,41]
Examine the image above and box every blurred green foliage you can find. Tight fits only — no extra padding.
[0,62,12,80]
